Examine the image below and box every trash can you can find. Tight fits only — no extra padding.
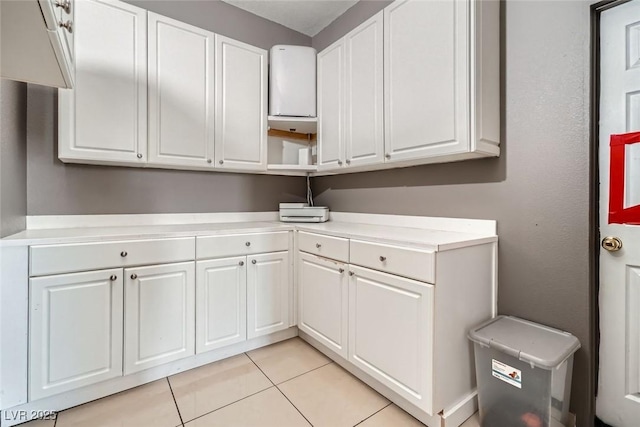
[468,316,580,427]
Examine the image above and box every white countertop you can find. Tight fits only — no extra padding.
[2,216,496,251]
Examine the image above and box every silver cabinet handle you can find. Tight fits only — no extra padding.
[110,275,117,281]
[219,160,224,165]
[251,259,257,265]
[137,153,143,159]
[349,271,355,276]
[337,160,343,166]
[379,256,386,262]
[316,243,321,248]
[55,0,71,13]
[246,241,251,247]
[59,20,72,33]
[207,159,212,164]
[239,261,244,266]
[130,274,137,280]
[385,154,391,159]
[346,159,351,165]
[120,251,128,257]
[338,268,344,273]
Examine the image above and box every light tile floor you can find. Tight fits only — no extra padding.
[20,338,480,427]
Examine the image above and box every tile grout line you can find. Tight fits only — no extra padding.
[274,386,315,427]
[245,352,315,426]
[166,377,185,426]
[352,402,393,426]
[177,383,273,425]
[273,360,333,386]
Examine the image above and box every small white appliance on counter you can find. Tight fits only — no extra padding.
[279,203,329,223]
[269,45,316,117]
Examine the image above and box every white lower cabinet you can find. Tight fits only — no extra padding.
[29,268,124,401]
[348,264,434,414]
[298,252,348,358]
[124,262,195,374]
[196,256,247,354]
[247,251,290,339]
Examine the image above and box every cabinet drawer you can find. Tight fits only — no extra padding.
[197,232,290,259]
[30,238,195,277]
[350,240,435,283]
[298,231,349,262]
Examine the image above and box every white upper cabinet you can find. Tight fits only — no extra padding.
[215,35,268,171]
[59,0,147,165]
[1,0,75,88]
[383,0,500,163]
[317,39,345,171]
[148,13,215,169]
[344,11,384,168]
[384,0,467,161]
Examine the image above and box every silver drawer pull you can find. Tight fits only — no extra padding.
[239,261,244,266]
[120,251,128,257]
[338,268,344,273]
[379,256,386,262]
[316,243,321,248]
[251,259,257,265]
[349,271,355,276]
[59,20,72,33]
[130,274,137,280]
[109,275,117,281]
[55,0,71,13]
[246,242,251,247]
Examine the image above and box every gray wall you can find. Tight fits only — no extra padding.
[0,80,27,237]
[26,0,311,215]
[312,1,593,425]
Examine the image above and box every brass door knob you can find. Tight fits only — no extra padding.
[602,236,623,252]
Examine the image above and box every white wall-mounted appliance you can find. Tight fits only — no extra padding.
[269,45,316,117]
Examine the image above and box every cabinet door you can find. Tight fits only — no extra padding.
[345,11,384,168]
[124,262,195,374]
[29,269,123,400]
[214,35,267,171]
[298,252,348,358]
[148,13,215,169]
[247,251,290,339]
[317,38,345,171]
[58,0,147,164]
[349,265,434,414]
[196,257,247,354]
[384,0,469,162]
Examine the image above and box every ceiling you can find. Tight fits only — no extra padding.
[221,0,358,37]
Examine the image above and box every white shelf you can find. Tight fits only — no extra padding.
[268,116,317,134]
[267,164,317,172]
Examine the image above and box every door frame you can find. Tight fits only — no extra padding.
[591,1,632,424]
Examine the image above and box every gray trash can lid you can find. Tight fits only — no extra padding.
[468,315,581,369]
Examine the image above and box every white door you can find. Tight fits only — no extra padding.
[214,35,267,171]
[298,252,348,358]
[148,13,215,169]
[58,0,147,164]
[384,0,468,162]
[597,1,640,425]
[345,11,384,169]
[317,38,345,171]
[124,262,195,374]
[247,251,290,338]
[196,256,247,354]
[29,269,123,400]
[349,265,434,414]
